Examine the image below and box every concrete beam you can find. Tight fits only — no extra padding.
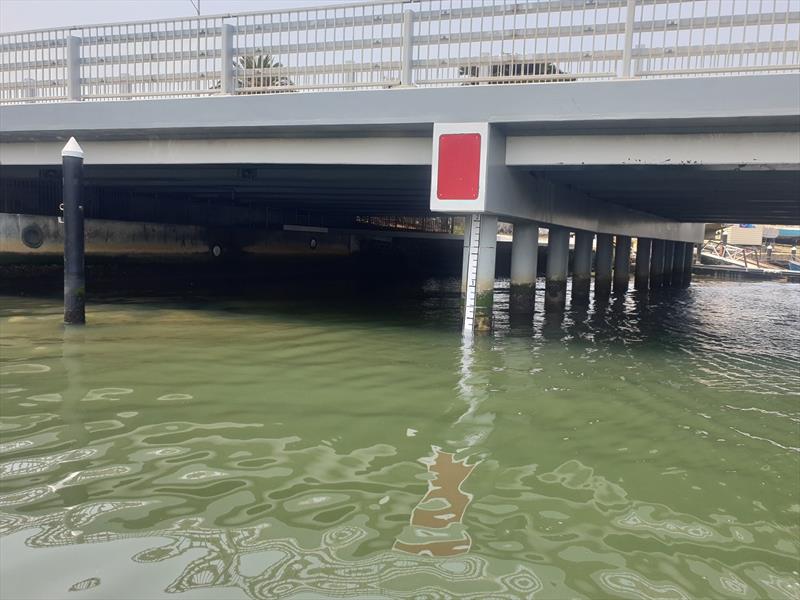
[505,132,800,167]
[2,74,798,141]
[0,213,371,260]
[495,171,704,242]
[0,138,431,166]
[433,124,705,243]
[0,213,209,257]
[6,132,796,170]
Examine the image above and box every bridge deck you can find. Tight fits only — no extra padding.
[2,75,798,224]
[2,75,798,140]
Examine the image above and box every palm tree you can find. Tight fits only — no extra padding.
[235,54,293,91]
[213,54,293,93]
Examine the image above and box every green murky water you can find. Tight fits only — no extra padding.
[1,278,798,599]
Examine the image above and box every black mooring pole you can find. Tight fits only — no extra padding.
[62,137,85,325]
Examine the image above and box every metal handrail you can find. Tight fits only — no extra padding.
[702,241,762,269]
[2,0,798,103]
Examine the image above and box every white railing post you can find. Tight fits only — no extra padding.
[221,23,235,94]
[67,34,81,101]
[400,9,415,86]
[621,0,637,78]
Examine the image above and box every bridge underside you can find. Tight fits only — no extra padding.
[533,166,800,224]
[1,164,433,223]
[1,75,798,329]
[2,161,798,225]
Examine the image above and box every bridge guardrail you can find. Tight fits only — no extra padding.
[2,0,798,103]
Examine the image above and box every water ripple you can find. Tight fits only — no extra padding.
[0,280,797,598]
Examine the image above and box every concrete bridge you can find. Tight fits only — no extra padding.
[1,0,799,329]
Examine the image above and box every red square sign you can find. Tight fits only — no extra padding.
[437,133,481,200]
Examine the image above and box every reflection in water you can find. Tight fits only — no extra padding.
[595,570,691,600]
[0,501,541,598]
[394,448,478,557]
[0,279,799,598]
[58,328,90,510]
[391,333,493,558]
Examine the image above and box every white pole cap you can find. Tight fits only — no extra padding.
[61,137,84,159]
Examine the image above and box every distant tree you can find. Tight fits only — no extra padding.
[214,54,293,93]
[235,54,293,91]
[459,61,574,84]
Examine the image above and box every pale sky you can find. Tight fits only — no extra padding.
[0,0,351,33]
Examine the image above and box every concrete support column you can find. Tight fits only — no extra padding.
[462,214,497,331]
[594,233,613,300]
[671,243,685,287]
[509,221,539,314]
[571,230,594,305]
[682,243,695,287]
[544,227,570,313]
[634,237,652,291]
[650,239,665,289]
[613,235,632,295]
[663,241,675,287]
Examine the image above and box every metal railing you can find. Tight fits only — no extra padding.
[702,240,762,268]
[2,0,798,103]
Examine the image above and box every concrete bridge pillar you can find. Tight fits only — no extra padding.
[594,233,614,300]
[634,237,652,291]
[509,221,539,314]
[544,227,570,312]
[663,241,676,287]
[650,239,665,289]
[613,235,632,295]
[462,214,497,331]
[671,243,685,287]
[682,243,694,287]
[571,230,594,305]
